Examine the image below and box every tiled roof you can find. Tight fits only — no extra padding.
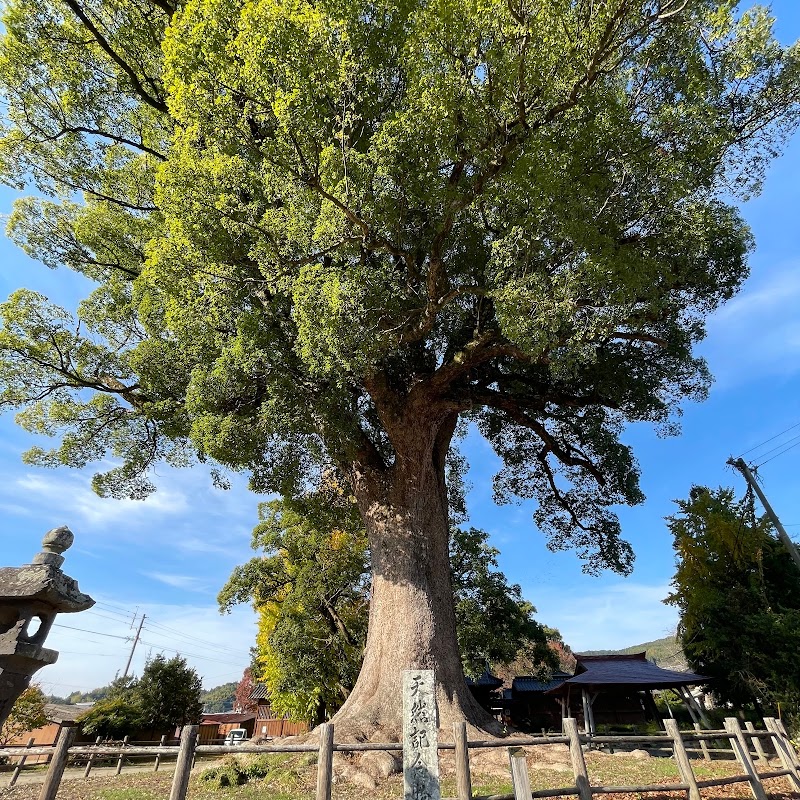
[512,672,571,693]
[465,669,503,688]
[45,703,87,723]
[249,683,270,700]
[547,653,707,692]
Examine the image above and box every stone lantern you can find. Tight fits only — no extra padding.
[0,526,94,725]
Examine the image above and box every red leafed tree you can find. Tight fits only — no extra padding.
[234,668,257,714]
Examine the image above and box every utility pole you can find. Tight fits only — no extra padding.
[728,457,800,572]
[122,613,145,679]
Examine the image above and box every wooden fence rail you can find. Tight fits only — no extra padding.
[3,716,797,800]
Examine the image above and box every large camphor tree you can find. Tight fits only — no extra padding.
[1,0,799,736]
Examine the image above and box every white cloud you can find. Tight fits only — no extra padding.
[13,472,188,526]
[144,571,210,592]
[529,581,678,652]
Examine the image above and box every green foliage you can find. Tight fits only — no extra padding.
[450,527,555,678]
[666,486,800,726]
[199,753,295,789]
[136,654,204,730]
[47,684,115,706]
[0,685,48,745]
[77,696,146,740]
[220,492,555,722]
[200,682,238,713]
[2,0,799,578]
[221,487,370,724]
[78,656,203,737]
[199,757,249,788]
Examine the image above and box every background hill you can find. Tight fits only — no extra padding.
[580,635,687,670]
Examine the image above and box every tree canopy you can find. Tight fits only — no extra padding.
[77,655,203,737]
[1,0,797,565]
[666,485,800,724]
[2,0,799,732]
[0,686,48,746]
[200,681,238,713]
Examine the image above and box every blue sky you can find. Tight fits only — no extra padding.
[2,3,800,694]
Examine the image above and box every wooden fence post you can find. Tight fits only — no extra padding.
[693,723,711,762]
[9,737,35,787]
[564,717,593,800]
[745,722,769,764]
[83,736,102,778]
[775,718,799,761]
[725,717,768,800]
[115,734,129,775]
[509,746,531,800]
[37,725,76,800]
[454,721,472,800]
[664,719,701,800]
[764,717,800,791]
[154,734,167,772]
[168,725,198,800]
[316,722,334,800]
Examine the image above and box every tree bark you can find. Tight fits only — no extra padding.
[330,405,499,739]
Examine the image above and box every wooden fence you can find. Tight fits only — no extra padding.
[1,716,798,800]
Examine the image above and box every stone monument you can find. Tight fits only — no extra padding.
[403,669,440,800]
[0,527,94,725]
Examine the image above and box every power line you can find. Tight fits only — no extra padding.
[84,609,137,625]
[737,421,800,458]
[53,623,132,640]
[755,438,800,468]
[141,621,235,656]
[93,600,134,614]
[141,630,233,658]
[137,638,249,667]
[59,651,120,657]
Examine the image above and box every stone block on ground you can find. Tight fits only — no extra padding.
[361,750,401,779]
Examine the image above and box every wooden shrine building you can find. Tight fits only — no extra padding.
[546,653,709,734]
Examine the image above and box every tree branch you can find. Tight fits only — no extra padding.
[61,0,170,115]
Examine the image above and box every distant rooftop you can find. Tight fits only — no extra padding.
[512,670,572,693]
[249,684,269,701]
[547,652,707,693]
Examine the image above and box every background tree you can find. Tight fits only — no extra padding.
[450,527,556,679]
[77,696,146,740]
[77,656,202,738]
[233,669,257,714]
[1,0,799,734]
[221,493,556,724]
[200,681,238,713]
[666,486,800,726]
[136,654,203,733]
[0,686,48,746]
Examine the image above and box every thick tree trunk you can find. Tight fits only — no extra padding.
[330,410,500,740]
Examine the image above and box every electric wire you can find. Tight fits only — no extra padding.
[137,638,248,667]
[53,623,132,640]
[737,420,800,458]
[141,625,234,656]
[94,600,138,617]
[749,431,800,464]
[93,606,239,656]
[59,651,120,657]
[755,438,800,468]
[141,621,235,656]
[84,609,138,626]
